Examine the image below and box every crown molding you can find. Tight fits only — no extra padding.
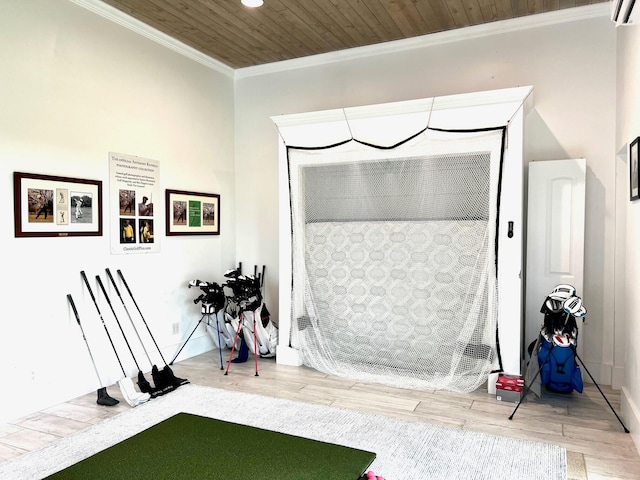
[236,3,610,79]
[69,0,234,77]
[70,0,609,81]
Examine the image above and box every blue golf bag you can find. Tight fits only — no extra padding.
[535,287,585,394]
[538,334,583,394]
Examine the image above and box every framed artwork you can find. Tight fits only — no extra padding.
[13,172,102,237]
[166,189,220,236]
[631,137,640,201]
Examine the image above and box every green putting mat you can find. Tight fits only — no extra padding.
[45,412,376,479]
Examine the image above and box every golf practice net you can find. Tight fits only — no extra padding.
[287,127,505,392]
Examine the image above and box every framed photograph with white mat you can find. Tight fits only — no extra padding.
[13,171,102,237]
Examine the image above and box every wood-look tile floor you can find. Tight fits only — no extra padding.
[1,350,638,479]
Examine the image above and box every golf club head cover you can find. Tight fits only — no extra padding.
[96,387,119,406]
[161,365,189,387]
[118,378,150,407]
[137,371,154,393]
[152,364,170,390]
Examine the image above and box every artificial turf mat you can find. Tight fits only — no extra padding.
[44,412,376,479]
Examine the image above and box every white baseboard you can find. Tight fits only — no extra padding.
[580,360,612,385]
[621,386,639,455]
[276,345,302,366]
[166,332,214,365]
[612,365,626,390]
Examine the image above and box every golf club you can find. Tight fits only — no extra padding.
[80,271,150,407]
[67,294,119,406]
[103,269,168,389]
[95,275,167,397]
[115,269,189,388]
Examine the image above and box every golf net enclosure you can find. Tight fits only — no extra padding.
[288,127,506,392]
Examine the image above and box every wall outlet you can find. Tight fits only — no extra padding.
[172,322,180,335]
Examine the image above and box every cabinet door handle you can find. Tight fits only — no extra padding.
[507,221,514,238]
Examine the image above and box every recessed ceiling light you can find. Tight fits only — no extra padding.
[241,0,263,7]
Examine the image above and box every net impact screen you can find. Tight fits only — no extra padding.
[288,128,505,392]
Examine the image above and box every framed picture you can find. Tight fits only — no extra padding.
[166,189,220,236]
[13,172,102,237]
[631,137,640,201]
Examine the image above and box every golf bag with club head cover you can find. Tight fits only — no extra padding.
[510,284,629,432]
[222,265,278,375]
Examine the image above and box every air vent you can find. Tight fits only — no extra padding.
[612,0,639,25]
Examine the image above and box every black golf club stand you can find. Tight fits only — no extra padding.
[509,340,629,433]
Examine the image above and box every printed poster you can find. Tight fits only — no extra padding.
[109,152,160,254]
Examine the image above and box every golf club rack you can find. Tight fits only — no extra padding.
[172,263,278,376]
[509,284,629,433]
[68,269,189,409]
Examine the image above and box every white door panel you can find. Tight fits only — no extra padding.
[525,159,586,356]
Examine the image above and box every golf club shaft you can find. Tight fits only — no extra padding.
[95,275,143,372]
[80,271,127,377]
[115,269,168,365]
[105,269,154,366]
[67,293,104,386]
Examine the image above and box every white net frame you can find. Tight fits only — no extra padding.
[287,127,506,393]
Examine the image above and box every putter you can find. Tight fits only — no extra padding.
[80,271,150,407]
[67,294,119,406]
[116,269,189,388]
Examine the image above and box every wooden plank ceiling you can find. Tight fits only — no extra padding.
[101,0,607,69]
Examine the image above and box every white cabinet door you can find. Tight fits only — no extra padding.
[525,159,586,356]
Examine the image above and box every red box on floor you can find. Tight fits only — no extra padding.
[495,374,524,392]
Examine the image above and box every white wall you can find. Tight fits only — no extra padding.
[617,22,640,451]
[1,1,627,431]
[0,1,236,422]
[234,11,617,377]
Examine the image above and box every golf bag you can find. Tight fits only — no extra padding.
[512,284,629,433]
[528,284,585,394]
[537,334,583,394]
[223,268,278,358]
[189,279,237,349]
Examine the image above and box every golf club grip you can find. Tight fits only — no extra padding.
[117,269,139,307]
[80,271,127,377]
[105,268,122,297]
[80,271,100,307]
[67,294,81,326]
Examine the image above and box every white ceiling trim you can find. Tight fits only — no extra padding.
[70,0,608,80]
[236,3,610,79]
[69,0,234,77]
